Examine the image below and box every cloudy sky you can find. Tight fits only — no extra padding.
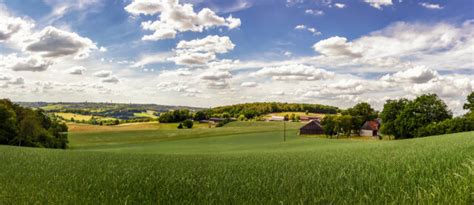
[0,0,473,114]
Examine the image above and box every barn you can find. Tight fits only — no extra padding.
[360,120,380,137]
[299,120,324,135]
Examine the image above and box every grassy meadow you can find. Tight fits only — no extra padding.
[0,121,473,204]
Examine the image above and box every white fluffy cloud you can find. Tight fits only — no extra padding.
[313,36,361,58]
[131,52,172,67]
[334,3,346,8]
[200,70,232,81]
[101,76,119,84]
[253,64,335,81]
[312,21,474,71]
[419,2,443,10]
[381,66,439,84]
[25,26,97,59]
[177,35,235,54]
[67,66,87,75]
[410,75,473,98]
[1,54,52,72]
[305,9,324,16]
[172,35,235,66]
[363,0,393,9]
[295,25,306,30]
[295,25,321,35]
[241,82,258,87]
[0,12,34,42]
[125,0,241,41]
[93,70,112,78]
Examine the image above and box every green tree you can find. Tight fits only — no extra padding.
[177,123,183,129]
[182,120,194,128]
[193,111,207,121]
[0,99,70,149]
[380,99,409,139]
[322,115,336,138]
[17,114,42,146]
[347,102,377,134]
[295,115,300,122]
[463,92,474,112]
[284,114,289,121]
[0,103,18,144]
[338,115,353,136]
[290,113,296,121]
[396,94,452,138]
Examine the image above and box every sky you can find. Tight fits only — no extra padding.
[0,0,473,114]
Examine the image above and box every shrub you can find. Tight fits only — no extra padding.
[216,119,231,127]
[182,120,193,129]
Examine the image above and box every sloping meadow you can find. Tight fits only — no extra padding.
[0,129,472,204]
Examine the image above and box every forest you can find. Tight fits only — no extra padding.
[0,99,68,149]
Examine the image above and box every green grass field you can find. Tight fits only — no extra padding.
[0,121,473,204]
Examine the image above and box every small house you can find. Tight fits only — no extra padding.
[360,120,380,137]
[299,120,324,135]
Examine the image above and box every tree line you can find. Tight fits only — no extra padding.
[380,93,474,139]
[320,93,473,139]
[0,99,69,149]
[321,102,378,137]
[158,102,340,124]
[206,102,339,119]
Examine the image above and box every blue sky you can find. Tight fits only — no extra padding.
[0,0,473,114]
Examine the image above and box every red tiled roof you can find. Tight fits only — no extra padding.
[361,120,379,130]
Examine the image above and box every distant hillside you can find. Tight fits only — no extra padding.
[16,102,204,120]
[206,102,339,118]
[16,102,204,112]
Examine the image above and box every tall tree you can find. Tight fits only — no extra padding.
[380,99,409,139]
[347,102,377,134]
[0,103,18,144]
[322,115,337,137]
[396,94,452,138]
[463,92,474,112]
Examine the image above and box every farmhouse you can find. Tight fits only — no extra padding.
[360,120,380,137]
[299,120,324,135]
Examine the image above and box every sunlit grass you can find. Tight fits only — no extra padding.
[0,121,472,204]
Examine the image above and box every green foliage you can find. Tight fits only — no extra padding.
[321,115,337,137]
[206,102,339,119]
[237,115,246,121]
[0,103,18,144]
[415,115,474,137]
[177,123,183,129]
[463,92,474,112]
[396,94,452,138]
[295,115,300,122]
[380,99,409,139]
[193,111,207,121]
[182,120,194,129]
[159,109,191,123]
[0,99,68,149]
[381,94,452,139]
[290,113,296,121]
[345,102,377,134]
[322,115,353,137]
[216,119,231,127]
